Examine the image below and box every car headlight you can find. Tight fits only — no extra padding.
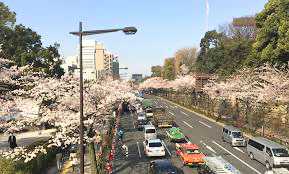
[274,161,280,165]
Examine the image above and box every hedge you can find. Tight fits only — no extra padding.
[0,140,61,174]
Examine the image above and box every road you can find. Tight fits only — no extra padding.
[113,96,268,174]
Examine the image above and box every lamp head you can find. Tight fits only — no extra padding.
[123,27,137,35]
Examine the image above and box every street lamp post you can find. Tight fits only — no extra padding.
[70,23,137,174]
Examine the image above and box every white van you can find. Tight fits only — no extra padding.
[247,137,289,169]
[144,125,157,140]
[222,126,246,146]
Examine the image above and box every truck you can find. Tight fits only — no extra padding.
[197,156,241,174]
[152,107,174,128]
[143,99,153,109]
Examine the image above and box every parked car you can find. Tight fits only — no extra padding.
[149,160,178,174]
[144,125,157,140]
[143,139,166,157]
[247,137,289,169]
[222,125,246,147]
[176,143,204,166]
[166,127,185,142]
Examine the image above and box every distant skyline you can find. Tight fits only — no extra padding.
[3,0,268,78]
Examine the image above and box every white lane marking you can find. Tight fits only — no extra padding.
[234,147,245,154]
[136,142,142,158]
[149,121,152,125]
[161,141,171,156]
[202,143,216,154]
[169,111,175,116]
[199,121,212,128]
[183,121,193,128]
[212,140,261,174]
[181,111,188,116]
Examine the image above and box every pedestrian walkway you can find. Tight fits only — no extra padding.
[0,129,56,149]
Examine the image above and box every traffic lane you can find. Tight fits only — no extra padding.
[165,105,267,174]
[118,113,184,173]
[146,96,266,173]
[157,127,198,174]
[158,98,266,173]
[170,114,264,174]
[114,112,150,174]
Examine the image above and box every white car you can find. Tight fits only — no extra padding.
[143,139,166,157]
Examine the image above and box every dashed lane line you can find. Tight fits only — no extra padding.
[201,141,216,154]
[169,111,175,116]
[161,141,171,156]
[199,121,212,128]
[137,141,142,158]
[234,147,245,154]
[183,121,193,128]
[212,140,261,174]
[181,111,188,116]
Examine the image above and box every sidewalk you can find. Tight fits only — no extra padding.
[60,150,92,174]
[0,129,56,149]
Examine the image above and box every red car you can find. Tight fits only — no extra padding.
[176,143,204,166]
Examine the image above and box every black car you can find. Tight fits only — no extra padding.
[149,160,178,174]
[135,118,148,130]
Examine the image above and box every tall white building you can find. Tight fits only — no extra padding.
[63,40,119,80]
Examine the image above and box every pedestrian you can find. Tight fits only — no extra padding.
[8,133,17,149]
[118,128,124,142]
[70,151,77,171]
[56,152,63,170]
[95,131,102,152]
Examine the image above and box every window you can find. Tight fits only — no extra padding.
[146,129,155,133]
[248,139,264,151]
[232,132,243,138]
[272,148,289,157]
[185,149,200,154]
[266,147,272,157]
[149,142,162,147]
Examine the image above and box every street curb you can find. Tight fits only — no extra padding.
[156,96,253,139]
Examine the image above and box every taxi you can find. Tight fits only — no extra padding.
[176,143,204,166]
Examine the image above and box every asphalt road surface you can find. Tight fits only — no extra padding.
[113,96,268,174]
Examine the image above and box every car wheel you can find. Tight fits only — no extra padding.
[265,161,271,170]
[249,152,254,160]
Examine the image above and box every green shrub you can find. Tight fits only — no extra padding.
[0,140,61,174]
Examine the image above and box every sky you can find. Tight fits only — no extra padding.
[2,0,268,78]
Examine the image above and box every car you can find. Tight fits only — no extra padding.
[149,160,178,174]
[166,127,185,142]
[143,139,166,157]
[135,117,148,130]
[176,143,204,166]
[144,125,157,140]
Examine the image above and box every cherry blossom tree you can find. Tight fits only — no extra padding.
[0,59,142,162]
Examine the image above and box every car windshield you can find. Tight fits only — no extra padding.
[138,120,147,124]
[146,129,155,133]
[185,149,200,154]
[149,142,162,147]
[158,168,176,174]
[147,110,152,113]
[272,148,289,157]
[232,132,243,138]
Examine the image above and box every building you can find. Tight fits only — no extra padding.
[132,74,143,82]
[62,40,119,80]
